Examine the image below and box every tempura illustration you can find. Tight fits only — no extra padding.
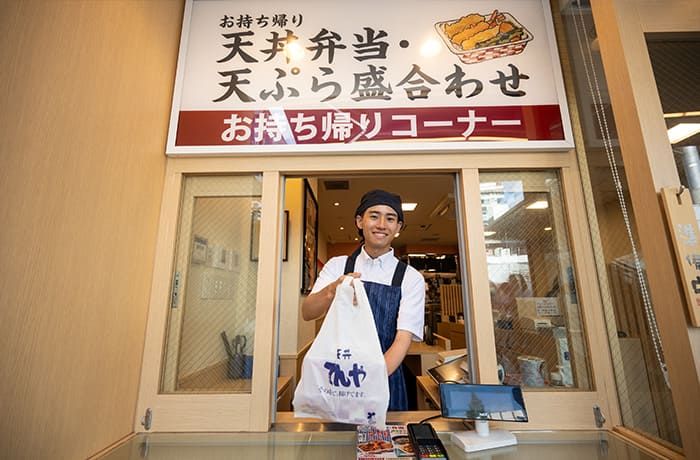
[435,9,532,63]
[443,10,525,51]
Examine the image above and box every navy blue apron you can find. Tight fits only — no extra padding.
[344,247,408,411]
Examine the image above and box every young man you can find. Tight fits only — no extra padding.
[302,189,425,411]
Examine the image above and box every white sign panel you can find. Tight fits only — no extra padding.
[167,0,574,154]
[535,297,561,316]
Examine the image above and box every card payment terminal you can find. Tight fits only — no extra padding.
[407,423,449,459]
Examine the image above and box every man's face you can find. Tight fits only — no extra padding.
[355,204,402,252]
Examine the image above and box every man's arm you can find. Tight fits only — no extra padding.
[384,330,413,376]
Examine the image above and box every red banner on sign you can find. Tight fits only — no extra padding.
[176,105,564,146]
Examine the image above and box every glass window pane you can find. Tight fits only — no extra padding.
[559,3,683,444]
[160,175,262,394]
[480,170,592,390]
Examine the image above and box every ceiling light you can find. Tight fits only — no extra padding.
[526,200,549,209]
[480,182,503,192]
[484,231,496,236]
[668,123,700,144]
[544,227,552,231]
[429,193,454,218]
[394,232,400,238]
[402,203,417,211]
[664,111,700,119]
[339,226,344,230]
[333,202,340,206]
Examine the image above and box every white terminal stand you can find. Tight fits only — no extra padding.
[450,420,518,453]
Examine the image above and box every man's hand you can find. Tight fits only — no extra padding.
[301,273,361,320]
[328,273,362,303]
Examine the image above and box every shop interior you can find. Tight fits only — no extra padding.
[305,174,464,412]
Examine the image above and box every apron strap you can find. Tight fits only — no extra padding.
[391,260,407,287]
[343,246,362,274]
[344,246,408,288]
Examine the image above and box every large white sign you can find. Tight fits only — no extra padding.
[167,0,573,154]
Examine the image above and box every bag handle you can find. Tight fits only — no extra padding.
[348,277,371,311]
[329,276,358,313]
[340,275,354,287]
[336,276,370,313]
[336,276,365,309]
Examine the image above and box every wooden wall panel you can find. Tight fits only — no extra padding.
[0,1,182,458]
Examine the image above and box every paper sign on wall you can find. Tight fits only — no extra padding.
[661,187,700,327]
[535,297,560,316]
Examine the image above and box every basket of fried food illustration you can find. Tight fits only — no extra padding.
[435,9,533,64]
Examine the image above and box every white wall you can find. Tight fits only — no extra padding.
[279,178,325,356]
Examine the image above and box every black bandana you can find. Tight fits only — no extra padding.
[355,189,404,222]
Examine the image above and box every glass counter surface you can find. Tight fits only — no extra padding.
[101,429,659,459]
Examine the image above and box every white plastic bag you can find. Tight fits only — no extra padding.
[293,277,389,427]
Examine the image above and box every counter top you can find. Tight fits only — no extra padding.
[101,428,662,459]
[416,375,441,409]
[407,340,446,355]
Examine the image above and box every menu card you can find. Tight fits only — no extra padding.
[356,424,414,459]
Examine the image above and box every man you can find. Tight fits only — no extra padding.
[302,189,425,410]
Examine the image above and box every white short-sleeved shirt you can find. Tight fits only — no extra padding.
[311,246,425,341]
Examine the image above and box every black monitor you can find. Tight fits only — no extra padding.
[427,356,470,384]
[439,383,528,422]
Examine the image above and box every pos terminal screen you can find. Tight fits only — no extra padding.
[439,383,528,422]
[410,423,436,440]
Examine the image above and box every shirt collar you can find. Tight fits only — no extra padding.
[360,246,395,267]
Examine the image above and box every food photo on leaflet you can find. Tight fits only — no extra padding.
[297,189,426,417]
[391,434,414,455]
[356,424,415,459]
